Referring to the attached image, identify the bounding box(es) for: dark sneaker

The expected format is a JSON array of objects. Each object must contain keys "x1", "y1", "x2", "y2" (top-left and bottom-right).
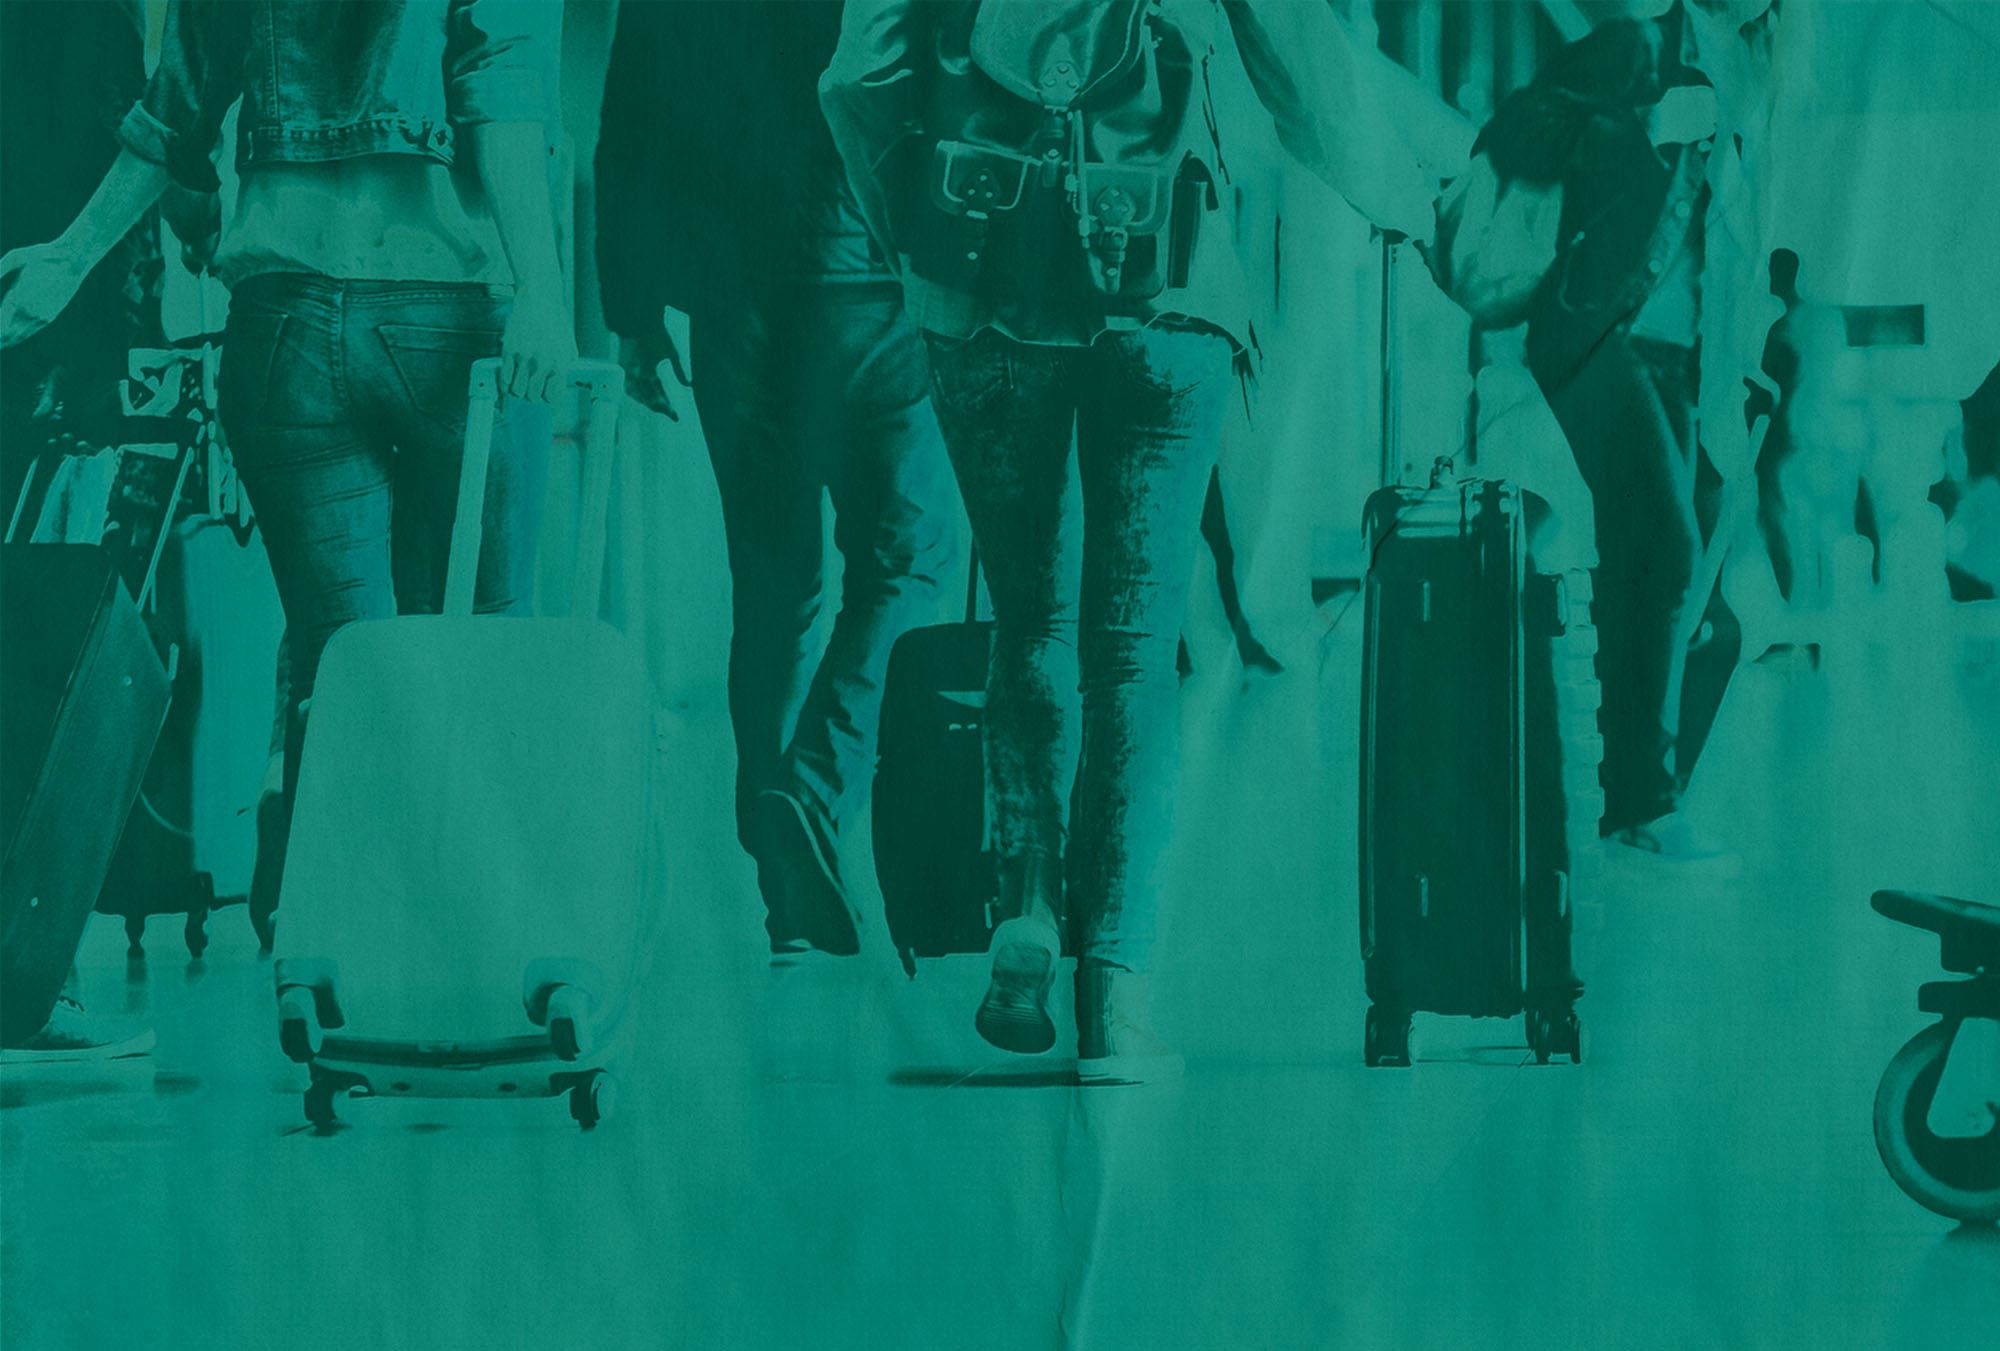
[
  {"x1": 753, "y1": 789, "x2": 860, "y2": 957},
  {"x1": 974, "y1": 914, "x2": 1062, "y2": 1054},
  {"x1": 1075, "y1": 964, "x2": 1183, "y2": 1086},
  {"x1": 0, "y1": 999, "x2": 155, "y2": 1063}
]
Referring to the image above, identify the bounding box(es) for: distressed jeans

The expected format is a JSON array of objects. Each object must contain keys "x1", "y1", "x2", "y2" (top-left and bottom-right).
[{"x1": 925, "y1": 324, "x2": 1235, "y2": 972}]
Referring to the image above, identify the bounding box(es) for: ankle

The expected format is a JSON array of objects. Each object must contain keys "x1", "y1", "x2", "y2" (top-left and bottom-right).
[{"x1": 997, "y1": 851, "x2": 1063, "y2": 930}]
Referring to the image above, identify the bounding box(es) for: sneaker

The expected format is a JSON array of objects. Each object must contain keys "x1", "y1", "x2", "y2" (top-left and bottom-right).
[
  {"x1": 974, "y1": 913, "x2": 1062, "y2": 1054},
  {"x1": 1610, "y1": 812, "x2": 1736, "y2": 868},
  {"x1": 1075, "y1": 964, "x2": 1184, "y2": 1086},
  {"x1": 0, "y1": 999, "x2": 155, "y2": 1064},
  {"x1": 752, "y1": 789, "x2": 860, "y2": 957}
]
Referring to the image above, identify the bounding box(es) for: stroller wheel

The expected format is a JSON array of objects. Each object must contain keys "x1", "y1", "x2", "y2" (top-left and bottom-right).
[{"x1": 1873, "y1": 1022, "x2": 2000, "y2": 1223}]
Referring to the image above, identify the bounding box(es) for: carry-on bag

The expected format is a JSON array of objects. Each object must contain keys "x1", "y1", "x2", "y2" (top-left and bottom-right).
[
  {"x1": 96, "y1": 512, "x2": 285, "y2": 958},
  {"x1": 873, "y1": 549, "x2": 1077, "y2": 977},
  {"x1": 1358, "y1": 237, "x2": 1601, "y2": 1067},
  {"x1": 272, "y1": 360, "x2": 662, "y2": 1129},
  {"x1": 1, "y1": 543, "x2": 171, "y2": 1042}
]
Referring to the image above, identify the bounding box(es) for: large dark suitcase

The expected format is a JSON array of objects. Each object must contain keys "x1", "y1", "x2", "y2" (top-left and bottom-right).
[
  {"x1": 1, "y1": 544, "x2": 171, "y2": 1042},
  {"x1": 872, "y1": 552, "x2": 1077, "y2": 977},
  {"x1": 1357, "y1": 238, "x2": 1601, "y2": 1067}
]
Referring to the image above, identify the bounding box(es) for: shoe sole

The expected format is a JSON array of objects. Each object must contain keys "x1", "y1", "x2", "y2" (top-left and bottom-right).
[
  {"x1": 974, "y1": 941, "x2": 1058, "y2": 1055},
  {"x1": 0, "y1": 1031, "x2": 157, "y2": 1064},
  {"x1": 758, "y1": 791, "x2": 860, "y2": 957}
]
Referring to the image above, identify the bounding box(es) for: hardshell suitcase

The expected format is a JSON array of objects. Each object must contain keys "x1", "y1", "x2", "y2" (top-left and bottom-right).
[
  {"x1": 1357, "y1": 238, "x2": 1601, "y2": 1067},
  {"x1": 271, "y1": 361, "x2": 661, "y2": 1129},
  {"x1": 1, "y1": 544, "x2": 171, "y2": 1042},
  {"x1": 873, "y1": 552, "x2": 1075, "y2": 977}
]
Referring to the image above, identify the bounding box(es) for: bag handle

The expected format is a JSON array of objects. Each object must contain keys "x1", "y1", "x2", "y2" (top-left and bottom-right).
[
  {"x1": 1379, "y1": 233, "x2": 1401, "y2": 489},
  {"x1": 443, "y1": 359, "x2": 624, "y2": 620}
]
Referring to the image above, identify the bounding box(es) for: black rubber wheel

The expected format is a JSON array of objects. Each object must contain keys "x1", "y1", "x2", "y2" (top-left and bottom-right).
[
  {"x1": 1364, "y1": 1006, "x2": 1384, "y2": 1067},
  {"x1": 1873, "y1": 1022, "x2": 2000, "y2": 1223},
  {"x1": 304, "y1": 1081, "x2": 338, "y2": 1128},
  {"x1": 124, "y1": 912, "x2": 146, "y2": 958},
  {"x1": 1566, "y1": 1013, "x2": 1586, "y2": 1065},
  {"x1": 1529, "y1": 1011, "x2": 1553, "y2": 1065},
  {"x1": 185, "y1": 907, "x2": 209, "y2": 959},
  {"x1": 570, "y1": 1071, "x2": 615, "y2": 1130}
]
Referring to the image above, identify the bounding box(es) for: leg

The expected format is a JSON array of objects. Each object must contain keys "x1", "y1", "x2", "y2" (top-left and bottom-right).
[
  {"x1": 690, "y1": 304, "x2": 832, "y2": 858},
  {"x1": 355, "y1": 286, "x2": 537, "y2": 622},
  {"x1": 218, "y1": 279, "x2": 399, "y2": 813},
  {"x1": 1542, "y1": 335, "x2": 1702, "y2": 835},
  {"x1": 786, "y1": 283, "x2": 958, "y2": 841},
  {"x1": 924, "y1": 330, "x2": 1080, "y2": 874},
  {"x1": 926, "y1": 329, "x2": 1077, "y2": 1053},
  {"x1": 1070, "y1": 325, "x2": 1235, "y2": 974}
]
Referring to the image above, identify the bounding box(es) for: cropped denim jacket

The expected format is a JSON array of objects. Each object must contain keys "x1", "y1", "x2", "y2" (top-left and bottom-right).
[{"x1": 117, "y1": 0, "x2": 553, "y2": 194}]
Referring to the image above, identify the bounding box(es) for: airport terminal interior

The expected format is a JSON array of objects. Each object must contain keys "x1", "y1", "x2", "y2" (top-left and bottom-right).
[{"x1": 4, "y1": 2, "x2": 1999, "y2": 1349}]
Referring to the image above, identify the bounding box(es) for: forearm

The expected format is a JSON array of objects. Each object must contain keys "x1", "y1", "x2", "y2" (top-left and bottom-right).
[
  {"x1": 54, "y1": 150, "x2": 172, "y2": 270},
  {"x1": 470, "y1": 120, "x2": 565, "y2": 300}
]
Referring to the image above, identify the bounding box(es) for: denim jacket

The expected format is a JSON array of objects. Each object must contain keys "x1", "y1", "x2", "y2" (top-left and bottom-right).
[{"x1": 118, "y1": 0, "x2": 554, "y2": 195}]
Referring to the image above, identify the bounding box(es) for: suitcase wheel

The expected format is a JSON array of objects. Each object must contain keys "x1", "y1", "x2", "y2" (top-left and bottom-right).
[
  {"x1": 566, "y1": 1069, "x2": 616, "y2": 1131},
  {"x1": 1528, "y1": 1008, "x2": 1585, "y2": 1065},
  {"x1": 303, "y1": 1078, "x2": 340, "y2": 1129},
  {"x1": 1364, "y1": 1006, "x2": 1416, "y2": 1068}
]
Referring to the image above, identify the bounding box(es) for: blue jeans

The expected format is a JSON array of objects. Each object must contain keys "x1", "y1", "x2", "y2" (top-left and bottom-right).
[
  {"x1": 691, "y1": 280, "x2": 958, "y2": 850},
  {"x1": 218, "y1": 274, "x2": 546, "y2": 802},
  {"x1": 925, "y1": 324, "x2": 1235, "y2": 972}
]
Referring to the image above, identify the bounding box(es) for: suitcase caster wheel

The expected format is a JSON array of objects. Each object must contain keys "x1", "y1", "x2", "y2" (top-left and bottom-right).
[
  {"x1": 1365, "y1": 1006, "x2": 1415, "y2": 1067},
  {"x1": 1873, "y1": 1022, "x2": 2000, "y2": 1223},
  {"x1": 1529, "y1": 1011, "x2": 1554, "y2": 1065},
  {"x1": 304, "y1": 1081, "x2": 338, "y2": 1128},
  {"x1": 185, "y1": 907, "x2": 210, "y2": 959},
  {"x1": 570, "y1": 1071, "x2": 615, "y2": 1131},
  {"x1": 124, "y1": 912, "x2": 146, "y2": 958},
  {"x1": 1565, "y1": 1013, "x2": 1586, "y2": 1064}
]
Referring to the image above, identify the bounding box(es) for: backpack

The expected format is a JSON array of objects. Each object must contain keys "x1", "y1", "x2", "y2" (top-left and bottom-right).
[{"x1": 897, "y1": 0, "x2": 1224, "y2": 310}]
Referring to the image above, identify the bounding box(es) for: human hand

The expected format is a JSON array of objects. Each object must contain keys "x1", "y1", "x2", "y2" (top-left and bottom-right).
[
  {"x1": 161, "y1": 185, "x2": 222, "y2": 274},
  {"x1": 500, "y1": 282, "x2": 578, "y2": 404},
  {"x1": 0, "y1": 243, "x2": 94, "y2": 349},
  {"x1": 619, "y1": 330, "x2": 692, "y2": 422}
]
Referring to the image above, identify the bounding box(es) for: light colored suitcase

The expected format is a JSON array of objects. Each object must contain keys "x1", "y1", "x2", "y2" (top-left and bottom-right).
[{"x1": 272, "y1": 360, "x2": 663, "y2": 1130}]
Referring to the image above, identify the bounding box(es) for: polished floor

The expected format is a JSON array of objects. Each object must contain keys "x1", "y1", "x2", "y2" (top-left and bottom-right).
[{"x1": 4, "y1": 578, "x2": 1997, "y2": 1351}]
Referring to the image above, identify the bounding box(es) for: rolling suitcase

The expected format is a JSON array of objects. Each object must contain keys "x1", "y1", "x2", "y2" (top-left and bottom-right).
[
  {"x1": 272, "y1": 360, "x2": 662, "y2": 1130},
  {"x1": 1, "y1": 543, "x2": 171, "y2": 1043},
  {"x1": 96, "y1": 513, "x2": 285, "y2": 958},
  {"x1": 1358, "y1": 238, "x2": 1601, "y2": 1067},
  {"x1": 872, "y1": 550, "x2": 1077, "y2": 978}
]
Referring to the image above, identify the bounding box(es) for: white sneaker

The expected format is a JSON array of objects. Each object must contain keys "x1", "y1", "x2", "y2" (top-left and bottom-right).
[{"x1": 1, "y1": 999, "x2": 155, "y2": 1064}]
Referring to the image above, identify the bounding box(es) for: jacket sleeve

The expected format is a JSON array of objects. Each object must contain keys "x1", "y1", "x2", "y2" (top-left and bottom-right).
[
  {"x1": 1473, "y1": 18, "x2": 1656, "y2": 184},
  {"x1": 817, "y1": 0, "x2": 928, "y2": 267},
  {"x1": 593, "y1": 0, "x2": 672, "y2": 338},
  {"x1": 115, "y1": 0, "x2": 250, "y2": 194},
  {"x1": 1222, "y1": 0, "x2": 1434, "y2": 240},
  {"x1": 445, "y1": 0, "x2": 555, "y2": 128}
]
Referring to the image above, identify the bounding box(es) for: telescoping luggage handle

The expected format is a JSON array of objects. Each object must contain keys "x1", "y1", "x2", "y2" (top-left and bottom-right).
[
  {"x1": 443, "y1": 358, "x2": 623, "y2": 621},
  {"x1": 1379, "y1": 232, "x2": 1401, "y2": 490}
]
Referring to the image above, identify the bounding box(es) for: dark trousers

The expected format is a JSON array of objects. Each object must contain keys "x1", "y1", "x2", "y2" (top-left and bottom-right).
[
  {"x1": 690, "y1": 280, "x2": 957, "y2": 852},
  {"x1": 1542, "y1": 332, "x2": 1726, "y2": 832}
]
